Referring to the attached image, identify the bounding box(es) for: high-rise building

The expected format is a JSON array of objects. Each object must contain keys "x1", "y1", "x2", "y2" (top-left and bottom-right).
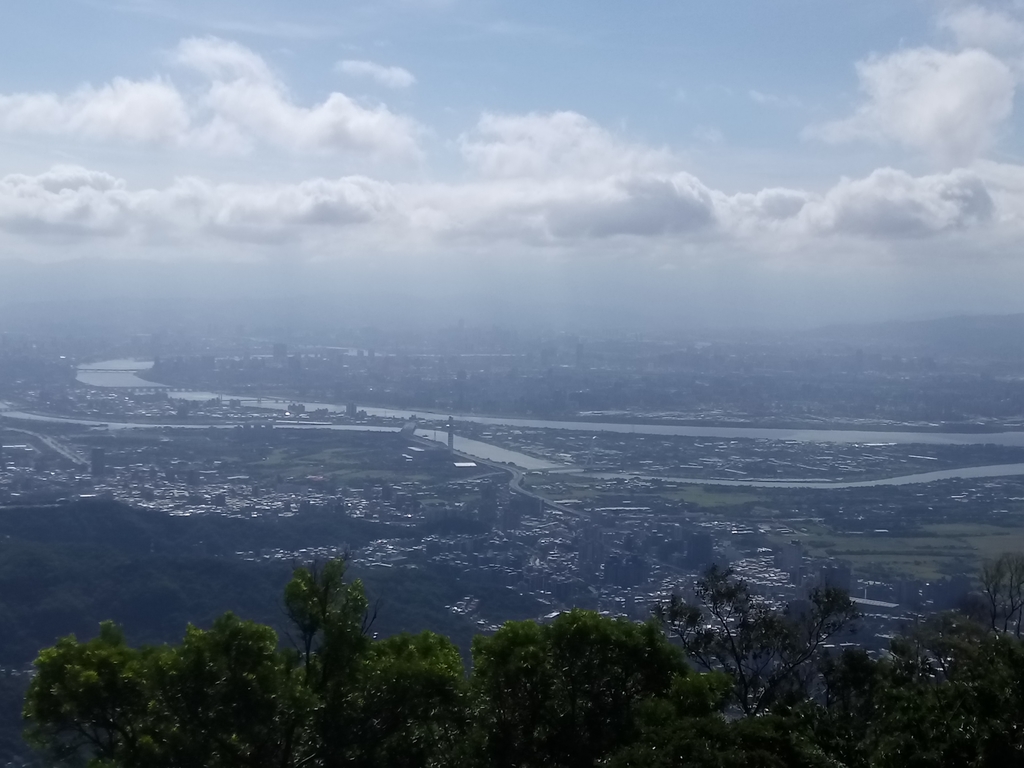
[
  {"x1": 446, "y1": 417, "x2": 455, "y2": 452},
  {"x1": 686, "y1": 531, "x2": 716, "y2": 568},
  {"x1": 775, "y1": 540, "x2": 805, "y2": 573},
  {"x1": 90, "y1": 447, "x2": 106, "y2": 478},
  {"x1": 603, "y1": 554, "x2": 649, "y2": 587},
  {"x1": 820, "y1": 563, "x2": 853, "y2": 593}
]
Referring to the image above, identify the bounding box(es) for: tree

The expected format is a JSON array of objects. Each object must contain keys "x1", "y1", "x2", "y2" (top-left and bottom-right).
[
  {"x1": 283, "y1": 557, "x2": 369, "y2": 689},
  {"x1": 24, "y1": 622, "x2": 160, "y2": 767},
  {"x1": 471, "y1": 609, "x2": 689, "y2": 768},
  {"x1": 802, "y1": 614, "x2": 1024, "y2": 768},
  {"x1": 154, "y1": 614, "x2": 310, "y2": 768},
  {"x1": 24, "y1": 616, "x2": 307, "y2": 768},
  {"x1": 657, "y1": 565, "x2": 857, "y2": 715},
  {"x1": 25, "y1": 559, "x2": 460, "y2": 768},
  {"x1": 608, "y1": 710, "x2": 837, "y2": 768},
  {"x1": 980, "y1": 552, "x2": 1024, "y2": 637},
  {"x1": 347, "y1": 632, "x2": 468, "y2": 768},
  {"x1": 28, "y1": 555, "x2": 1024, "y2": 768}
]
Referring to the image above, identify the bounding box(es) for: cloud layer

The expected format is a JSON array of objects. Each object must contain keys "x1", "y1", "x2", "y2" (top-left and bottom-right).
[
  {"x1": 0, "y1": 37, "x2": 420, "y2": 157},
  {"x1": 0, "y1": 23, "x2": 1022, "y2": 278},
  {"x1": 0, "y1": 110, "x2": 1007, "y2": 262}
]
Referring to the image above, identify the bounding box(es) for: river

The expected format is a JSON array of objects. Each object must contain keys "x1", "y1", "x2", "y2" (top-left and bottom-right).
[
  {"x1": 0, "y1": 407, "x2": 558, "y2": 471},
  {"x1": 72, "y1": 359, "x2": 1024, "y2": 447},
  {"x1": 580, "y1": 462, "x2": 1024, "y2": 489},
  {"x1": 23, "y1": 359, "x2": 1021, "y2": 485}
]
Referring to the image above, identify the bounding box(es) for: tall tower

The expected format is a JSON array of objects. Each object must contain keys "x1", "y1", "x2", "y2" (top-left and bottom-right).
[{"x1": 446, "y1": 417, "x2": 455, "y2": 452}]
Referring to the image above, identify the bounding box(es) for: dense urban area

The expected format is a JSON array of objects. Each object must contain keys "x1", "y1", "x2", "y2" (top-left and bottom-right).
[{"x1": 3, "y1": 316, "x2": 1024, "y2": 764}]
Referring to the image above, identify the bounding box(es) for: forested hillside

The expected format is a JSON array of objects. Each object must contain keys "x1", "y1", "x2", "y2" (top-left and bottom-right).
[
  {"x1": 0, "y1": 500, "x2": 541, "y2": 765},
  {"x1": 18, "y1": 558, "x2": 1024, "y2": 768}
]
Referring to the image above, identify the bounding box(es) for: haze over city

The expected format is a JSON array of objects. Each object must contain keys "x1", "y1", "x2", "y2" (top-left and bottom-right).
[
  {"x1": 9, "y1": 4, "x2": 1024, "y2": 766},
  {"x1": 2, "y1": 1, "x2": 1024, "y2": 327}
]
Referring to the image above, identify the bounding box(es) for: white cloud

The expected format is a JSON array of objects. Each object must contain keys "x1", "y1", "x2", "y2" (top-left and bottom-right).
[
  {"x1": 337, "y1": 60, "x2": 416, "y2": 88},
  {"x1": 413, "y1": 172, "x2": 717, "y2": 243},
  {"x1": 158, "y1": 175, "x2": 397, "y2": 242},
  {"x1": 0, "y1": 101, "x2": 1013, "y2": 264},
  {"x1": 459, "y1": 111, "x2": 674, "y2": 179},
  {"x1": 0, "y1": 165, "x2": 397, "y2": 242},
  {"x1": 716, "y1": 168, "x2": 994, "y2": 244},
  {"x1": 195, "y1": 76, "x2": 420, "y2": 156},
  {"x1": 0, "y1": 166, "x2": 134, "y2": 236},
  {"x1": 798, "y1": 167, "x2": 994, "y2": 237},
  {"x1": 0, "y1": 158, "x2": 1004, "y2": 256},
  {"x1": 545, "y1": 175, "x2": 716, "y2": 238},
  {"x1": 720, "y1": 188, "x2": 811, "y2": 238},
  {"x1": 176, "y1": 37, "x2": 421, "y2": 156},
  {"x1": 0, "y1": 37, "x2": 420, "y2": 158},
  {"x1": 0, "y1": 78, "x2": 189, "y2": 144},
  {"x1": 174, "y1": 36, "x2": 277, "y2": 83},
  {"x1": 939, "y1": 5, "x2": 1024, "y2": 52},
  {"x1": 749, "y1": 90, "x2": 802, "y2": 108},
  {"x1": 807, "y1": 47, "x2": 1015, "y2": 164}
]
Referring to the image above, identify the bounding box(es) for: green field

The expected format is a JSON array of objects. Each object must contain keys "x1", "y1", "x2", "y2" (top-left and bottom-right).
[
  {"x1": 546, "y1": 476, "x2": 765, "y2": 509},
  {"x1": 252, "y1": 435, "x2": 495, "y2": 487},
  {"x1": 666, "y1": 486, "x2": 766, "y2": 508},
  {"x1": 782, "y1": 523, "x2": 1024, "y2": 580},
  {"x1": 260, "y1": 447, "x2": 437, "y2": 484}
]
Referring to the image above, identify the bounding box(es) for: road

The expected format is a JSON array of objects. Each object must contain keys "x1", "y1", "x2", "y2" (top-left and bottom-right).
[
  {"x1": 3, "y1": 427, "x2": 89, "y2": 467},
  {"x1": 409, "y1": 434, "x2": 581, "y2": 519},
  {"x1": 506, "y1": 466, "x2": 581, "y2": 517}
]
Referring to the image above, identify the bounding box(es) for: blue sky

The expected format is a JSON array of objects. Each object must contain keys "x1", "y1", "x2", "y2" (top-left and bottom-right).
[{"x1": 1, "y1": 0, "x2": 1024, "y2": 326}]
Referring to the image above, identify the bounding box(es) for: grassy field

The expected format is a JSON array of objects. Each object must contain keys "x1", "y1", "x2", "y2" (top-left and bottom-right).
[
  {"x1": 779, "y1": 523, "x2": 1024, "y2": 580},
  {"x1": 260, "y1": 447, "x2": 439, "y2": 484},
  {"x1": 252, "y1": 435, "x2": 494, "y2": 486},
  {"x1": 923, "y1": 524, "x2": 1024, "y2": 561},
  {"x1": 668, "y1": 487, "x2": 766, "y2": 508},
  {"x1": 542, "y1": 478, "x2": 764, "y2": 509}
]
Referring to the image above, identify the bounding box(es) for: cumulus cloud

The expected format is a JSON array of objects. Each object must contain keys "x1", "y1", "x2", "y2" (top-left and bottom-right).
[
  {"x1": 0, "y1": 78, "x2": 189, "y2": 144},
  {"x1": 168, "y1": 175, "x2": 397, "y2": 240},
  {"x1": 939, "y1": 4, "x2": 1024, "y2": 52},
  {"x1": 807, "y1": 47, "x2": 1015, "y2": 164},
  {"x1": 337, "y1": 60, "x2": 416, "y2": 88},
  {"x1": 545, "y1": 175, "x2": 716, "y2": 238},
  {"x1": 411, "y1": 172, "x2": 718, "y2": 243},
  {"x1": 459, "y1": 111, "x2": 674, "y2": 178},
  {"x1": 0, "y1": 166, "x2": 133, "y2": 236},
  {"x1": 716, "y1": 168, "x2": 994, "y2": 243},
  {"x1": 0, "y1": 99, "x2": 1011, "y2": 260},
  {"x1": 176, "y1": 37, "x2": 421, "y2": 156},
  {"x1": 0, "y1": 166, "x2": 396, "y2": 242},
  {"x1": 0, "y1": 157, "x2": 1004, "y2": 255},
  {"x1": 799, "y1": 168, "x2": 994, "y2": 237},
  {"x1": 0, "y1": 37, "x2": 420, "y2": 158},
  {"x1": 720, "y1": 188, "x2": 811, "y2": 237}
]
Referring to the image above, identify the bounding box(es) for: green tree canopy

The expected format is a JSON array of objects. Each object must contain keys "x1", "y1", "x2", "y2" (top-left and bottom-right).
[{"x1": 23, "y1": 559, "x2": 1024, "y2": 768}]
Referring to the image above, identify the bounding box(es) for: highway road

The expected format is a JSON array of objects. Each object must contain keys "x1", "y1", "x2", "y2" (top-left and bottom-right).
[{"x1": 3, "y1": 427, "x2": 89, "y2": 467}]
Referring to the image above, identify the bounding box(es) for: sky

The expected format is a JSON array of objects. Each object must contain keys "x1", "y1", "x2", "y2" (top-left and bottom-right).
[{"x1": 2, "y1": 0, "x2": 1024, "y2": 329}]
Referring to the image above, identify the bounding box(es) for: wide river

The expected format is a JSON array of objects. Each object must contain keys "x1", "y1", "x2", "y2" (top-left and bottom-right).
[
  {"x1": 72, "y1": 360, "x2": 1024, "y2": 447},
  {"x1": 5, "y1": 359, "x2": 1015, "y2": 486}
]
